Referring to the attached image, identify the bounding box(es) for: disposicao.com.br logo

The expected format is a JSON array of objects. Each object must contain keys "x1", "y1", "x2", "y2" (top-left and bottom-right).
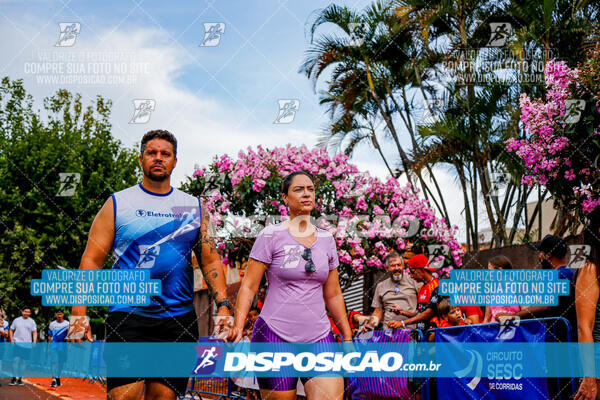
[{"x1": 223, "y1": 349, "x2": 441, "y2": 375}]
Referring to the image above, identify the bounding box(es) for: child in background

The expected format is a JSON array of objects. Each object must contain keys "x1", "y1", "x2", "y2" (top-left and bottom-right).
[
  {"x1": 483, "y1": 256, "x2": 521, "y2": 323},
  {"x1": 243, "y1": 307, "x2": 261, "y2": 339},
  {"x1": 428, "y1": 298, "x2": 466, "y2": 341}
]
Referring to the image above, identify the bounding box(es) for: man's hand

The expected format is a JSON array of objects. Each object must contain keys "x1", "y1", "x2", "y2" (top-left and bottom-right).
[
  {"x1": 575, "y1": 377, "x2": 598, "y2": 400},
  {"x1": 391, "y1": 305, "x2": 404, "y2": 314},
  {"x1": 357, "y1": 315, "x2": 378, "y2": 333},
  {"x1": 386, "y1": 320, "x2": 403, "y2": 329},
  {"x1": 212, "y1": 308, "x2": 234, "y2": 342}
]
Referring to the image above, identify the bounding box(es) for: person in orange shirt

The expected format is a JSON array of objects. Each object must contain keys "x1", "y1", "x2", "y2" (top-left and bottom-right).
[
  {"x1": 428, "y1": 298, "x2": 466, "y2": 341},
  {"x1": 387, "y1": 254, "x2": 441, "y2": 333}
]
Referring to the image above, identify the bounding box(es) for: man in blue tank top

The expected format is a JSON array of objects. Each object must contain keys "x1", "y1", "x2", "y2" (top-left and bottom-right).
[{"x1": 70, "y1": 130, "x2": 232, "y2": 400}]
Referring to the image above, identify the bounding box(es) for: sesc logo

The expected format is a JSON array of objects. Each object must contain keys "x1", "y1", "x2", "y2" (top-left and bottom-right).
[
  {"x1": 192, "y1": 345, "x2": 223, "y2": 375},
  {"x1": 454, "y1": 349, "x2": 483, "y2": 390}
]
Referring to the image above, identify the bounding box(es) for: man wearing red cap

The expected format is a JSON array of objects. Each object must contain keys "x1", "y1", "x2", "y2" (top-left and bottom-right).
[{"x1": 387, "y1": 254, "x2": 441, "y2": 333}]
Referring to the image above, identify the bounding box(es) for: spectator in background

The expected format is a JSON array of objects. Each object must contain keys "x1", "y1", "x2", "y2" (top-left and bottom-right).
[
  {"x1": 9, "y1": 306, "x2": 37, "y2": 386},
  {"x1": 365, "y1": 252, "x2": 421, "y2": 330},
  {"x1": 387, "y1": 254, "x2": 441, "y2": 333},
  {"x1": 256, "y1": 286, "x2": 267, "y2": 310},
  {"x1": 243, "y1": 307, "x2": 261, "y2": 339},
  {"x1": 347, "y1": 310, "x2": 365, "y2": 336},
  {"x1": 484, "y1": 256, "x2": 520, "y2": 323},
  {"x1": 428, "y1": 298, "x2": 466, "y2": 341},
  {"x1": 0, "y1": 311, "x2": 8, "y2": 386},
  {"x1": 48, "y1": 310, "x2": 69, "y2": 388},
  {"x1": 329, "y1": 308, "x2": 365, "y2": 339},
  {"x1": 0, "y1": 312, "x2": 8, "y2": 341},
  {"x1": 497, "y1": 235, "x2": 576, "y2": 333},
  {"x1": 460, "y1": 305, "x2": 483, "y2": 324},
  {"x1": 497, "y1": 235, "x2": 576, "y2": 400}
]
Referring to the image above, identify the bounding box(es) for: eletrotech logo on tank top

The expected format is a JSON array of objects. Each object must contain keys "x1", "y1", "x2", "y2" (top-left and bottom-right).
[{"x1": 135, "y1": 209, "x2": 186, "y2": 218}]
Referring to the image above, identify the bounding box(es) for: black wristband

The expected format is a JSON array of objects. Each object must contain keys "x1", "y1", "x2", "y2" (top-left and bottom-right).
[{"x1": 216, "y1": 300, "x2": 231, "y2": 311}]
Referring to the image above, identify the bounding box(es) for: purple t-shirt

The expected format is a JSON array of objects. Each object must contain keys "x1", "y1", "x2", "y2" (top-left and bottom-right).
[{"x1": 249, "y1": 223, "x2": 339, "y2": 342}]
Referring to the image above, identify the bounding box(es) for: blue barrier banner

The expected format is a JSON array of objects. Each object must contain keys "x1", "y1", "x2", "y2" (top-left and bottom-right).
[
  {"x1": 440, "y1": 269, "x2": 570, "y2": 306},
  {"x1": 30, "y1": 269, "x2": 161, "y2": 306},
  {"x1": 0, "y1": 340, "x2": 599, "y2": 379},
  {"x1": 436, "y1": 321, "x2": 550, "y2": 399}
]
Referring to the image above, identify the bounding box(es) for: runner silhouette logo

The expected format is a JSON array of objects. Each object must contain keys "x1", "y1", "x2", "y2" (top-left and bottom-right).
[{"x1": 192, "y1": 345, "x2": 223, "y2": 375}]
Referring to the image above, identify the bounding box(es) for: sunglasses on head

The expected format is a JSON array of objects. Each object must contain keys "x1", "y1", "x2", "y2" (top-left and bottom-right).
[{"x1": 302, "y1": 248, "x2": 316, "y2": 273}]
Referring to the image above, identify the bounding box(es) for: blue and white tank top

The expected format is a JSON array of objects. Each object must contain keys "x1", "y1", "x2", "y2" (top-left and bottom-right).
[
  {"x1": 48, "y1": 320, "x2": 69, "y2": 342},
  {"x1": 110, "y1": 184, "x2": 201, "y2": 318}
]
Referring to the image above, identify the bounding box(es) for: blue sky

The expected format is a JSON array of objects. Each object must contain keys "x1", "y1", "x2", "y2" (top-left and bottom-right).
[{"x1": 1, "y1": 0, "x2": 467, "y2": 236}]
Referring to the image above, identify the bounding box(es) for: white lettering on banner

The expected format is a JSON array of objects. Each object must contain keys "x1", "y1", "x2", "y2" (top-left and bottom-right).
[
  {"x1": 223, "y1": 352, "x2": 413, "y2": 373},
  {"x1": 314, "y1": 352, "x2": 335, "y2": 372}
]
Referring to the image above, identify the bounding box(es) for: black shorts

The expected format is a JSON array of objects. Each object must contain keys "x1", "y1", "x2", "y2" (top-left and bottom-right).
[{"x1": 104, "y1": 311, "x2": 199, "y2": 396}]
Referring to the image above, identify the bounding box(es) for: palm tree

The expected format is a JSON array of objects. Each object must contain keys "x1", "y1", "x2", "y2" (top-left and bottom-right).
[{"x1": 300, "y1": 2, "x2": 452, "y2": 224}]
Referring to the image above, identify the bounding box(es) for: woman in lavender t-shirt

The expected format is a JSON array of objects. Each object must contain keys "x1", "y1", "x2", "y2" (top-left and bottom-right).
[{"x1": 233, "y1": 171, "x2": 352, "y2": 400}]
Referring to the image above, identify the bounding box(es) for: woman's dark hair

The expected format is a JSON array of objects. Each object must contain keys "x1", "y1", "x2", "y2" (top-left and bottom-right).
[
  {"x1": 281, "y1": 171, "x2": 315, "y2": 194},
  {"x1": 583, "y1": 207, "x2": 600, "y2": 280},
  {"x1": 140, "y1": 130, "x2": 177, "y2": 157},
  {"x1": 488, "y1": 255, "x2": 513, "y2": 270}
]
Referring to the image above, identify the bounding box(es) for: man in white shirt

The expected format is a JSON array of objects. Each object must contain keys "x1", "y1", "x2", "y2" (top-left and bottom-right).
[{"x1": 9, "y1": 306, "x2": 37, "y2": 386}]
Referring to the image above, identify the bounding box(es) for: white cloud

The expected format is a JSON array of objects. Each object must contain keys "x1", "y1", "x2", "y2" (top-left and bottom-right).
[
  {"x1": 1, "y1": 15, "x2": 470, "y2": 240},
  {"x1": 2, "y1": 21, "x2": 321, "y2": 185}
]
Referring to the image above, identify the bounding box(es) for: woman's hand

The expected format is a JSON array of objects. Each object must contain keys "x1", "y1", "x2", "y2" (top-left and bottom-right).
[
  {"x1": 575, "y1": 377, "x2": 597, "y2": 400},
  {"x1": 229, "y1": 324, "x2": 245, "y2": 343}
]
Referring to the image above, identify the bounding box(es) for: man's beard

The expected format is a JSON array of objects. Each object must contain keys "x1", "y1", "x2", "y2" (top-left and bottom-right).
[
  {"x1": 143, "y1": 165, "x2": 171, "y2": 181},
  {"x1": 391, "y1": 273, "x2": 403, "y2": 282}
]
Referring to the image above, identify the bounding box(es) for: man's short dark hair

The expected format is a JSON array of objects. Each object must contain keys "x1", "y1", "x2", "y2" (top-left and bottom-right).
[
  {"x1": 55, "y1": 309, "x2": 64, "y2": 314},
  {"x1": 21, "y1": 306, "x2": 31, "y2": 311},
  {"x1": 140, "y1": 130, "x2": 177, "y2": 157},
  {"x1": 249, "y1": 307, "x2": 261, "y2": 314}
]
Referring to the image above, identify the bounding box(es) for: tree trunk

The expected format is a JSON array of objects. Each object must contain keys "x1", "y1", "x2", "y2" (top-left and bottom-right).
[{"x1": 364, "y1": 59, "x2": 414, "y2": 187}]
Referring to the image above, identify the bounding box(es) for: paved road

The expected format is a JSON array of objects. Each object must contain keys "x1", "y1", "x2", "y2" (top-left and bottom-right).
[{"x1": 0, "y1": 377, "x2": 58, "y2": 400}]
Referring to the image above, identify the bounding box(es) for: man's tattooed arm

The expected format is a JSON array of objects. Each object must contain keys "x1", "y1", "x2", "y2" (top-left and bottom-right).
[{"x1": 193, "y1": 201, "x2": 229, "y2": 306}]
